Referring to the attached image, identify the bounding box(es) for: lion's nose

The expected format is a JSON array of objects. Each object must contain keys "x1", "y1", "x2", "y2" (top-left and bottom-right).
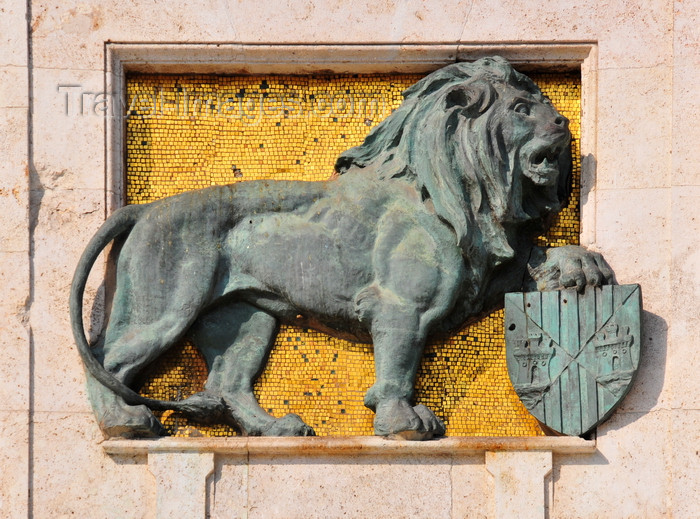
[{"x1": 553, "y1": 115, "x2": 568, "y2": 128}]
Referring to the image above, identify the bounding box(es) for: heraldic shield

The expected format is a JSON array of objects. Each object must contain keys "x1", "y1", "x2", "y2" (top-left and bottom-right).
[{"x1": 505, "y1": 284, "x2": 642, "y2": 436}]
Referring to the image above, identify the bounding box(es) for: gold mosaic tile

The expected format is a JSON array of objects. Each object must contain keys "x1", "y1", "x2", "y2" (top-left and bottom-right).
[{"x1": 127, "y1": 71, "x2": 581, "y2": 437}]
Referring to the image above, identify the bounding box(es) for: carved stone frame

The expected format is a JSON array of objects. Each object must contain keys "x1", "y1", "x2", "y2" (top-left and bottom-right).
[{"x1": 102, "y1": 43, "x2": 599, "y2": 519}]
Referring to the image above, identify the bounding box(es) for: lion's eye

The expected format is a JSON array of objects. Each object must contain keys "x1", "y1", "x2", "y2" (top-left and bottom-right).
[{"x1": 514, "y1": 103, "x2": 531, "y2": 115}]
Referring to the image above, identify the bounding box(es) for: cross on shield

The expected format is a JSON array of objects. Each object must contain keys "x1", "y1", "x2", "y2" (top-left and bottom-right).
[{"x1": 504, "y1": 284, "x2": 642, "y2": 436}]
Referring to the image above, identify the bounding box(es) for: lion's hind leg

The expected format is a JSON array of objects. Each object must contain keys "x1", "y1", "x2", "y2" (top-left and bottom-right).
[
  {"x1": 90, "y1": 310, "x2": 209, "y2": 437},
  {"x1": 190, "y1": 302, "x2": 315, "y2": 437},
  {"x1": 89, "y1": 255, "x2": 217, "y2": 438}
]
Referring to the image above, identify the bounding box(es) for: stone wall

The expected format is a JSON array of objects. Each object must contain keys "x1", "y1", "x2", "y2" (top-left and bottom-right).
[{"x1": 0, "y1": 1, "x2": 698, "y2": 517}]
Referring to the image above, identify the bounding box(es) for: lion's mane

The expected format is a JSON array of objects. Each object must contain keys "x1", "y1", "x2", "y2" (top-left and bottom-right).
[{"x1": 335, "y1": 57, "x2": 571, "y2": 279}]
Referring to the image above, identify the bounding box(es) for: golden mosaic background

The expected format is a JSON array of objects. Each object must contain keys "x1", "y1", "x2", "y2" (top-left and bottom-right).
[{"x1": 126, "y1": 71, "x2": 581, "y2": 437}]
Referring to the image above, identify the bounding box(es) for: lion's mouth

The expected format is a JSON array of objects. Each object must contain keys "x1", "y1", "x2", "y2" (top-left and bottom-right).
[{"x1": 526, "y1": 143, "x2": 567, "y2": 186}]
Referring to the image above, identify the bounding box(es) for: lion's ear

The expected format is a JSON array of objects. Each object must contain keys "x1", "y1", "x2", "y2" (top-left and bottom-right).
[{"x1": 445, "y1": 81, "x2": 494, "y2": 117}]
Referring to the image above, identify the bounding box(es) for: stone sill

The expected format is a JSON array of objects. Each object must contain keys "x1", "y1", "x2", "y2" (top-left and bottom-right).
[
  {"x1": 103, "y1": 435, "x2": 596, "y2": 457},
  {"x1": 104, "y1": 436, "x2": 595, "y2": 517}
]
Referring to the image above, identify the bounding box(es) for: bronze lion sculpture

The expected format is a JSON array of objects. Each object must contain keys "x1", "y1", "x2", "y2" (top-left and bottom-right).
[{"x1": 71, "y1": 57, "x2": 613, "y2": 439}]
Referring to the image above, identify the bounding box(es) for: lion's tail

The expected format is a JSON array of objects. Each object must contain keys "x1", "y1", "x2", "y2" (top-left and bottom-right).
[{"x1": 69, "y1": 205, "x2": 204, "y2": 414}]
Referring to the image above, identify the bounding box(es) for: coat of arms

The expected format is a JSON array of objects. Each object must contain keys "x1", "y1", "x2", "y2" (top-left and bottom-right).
[{"x1": 505, "y1": 284, "x2": 642, "y2": 436}]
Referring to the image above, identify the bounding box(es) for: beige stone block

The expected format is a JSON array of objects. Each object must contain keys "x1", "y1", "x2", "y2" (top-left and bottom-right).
[
  {"x1": 674, "y1": 0, "x2": 700, "y2": 64},
  {"x1": 0, "y1": 66, "x2": 28, "y2": 109},
  {"x1": 30, "y1": 0, "x2": 474, "y2": 70},
  {"x1": 552, "y1": 410, "x2": 670, "y2": 518},
  {"x1": 464, "y1": 0, "x2": 593, "y2": 42},
  {"x1": 593, "y1": 188, "x2": 670, "y2": 300},
  {"x1": 229, "y1": 0, "x2": 473, "y2": 44},
  {"x1": 594, "y1": 189, "x2": 671, "y2": 412},
  {"x1": 672, "y1": 65, "x2": 700, "y2": 186},
  {"x1": 210, "y1": 455, "x2": 249, "y2": 519},
  {"x1": 450, "y1": 456, "x2": 493, "y2": 519},
  {"x1": 670, "y1": 410, "x2": 700, "y2": 519},
  {"x1": 0, "y1": 2, "x2": 27, "y2": 67},
  {"x1": 29, "y1": 0, "x2": 674, "y2": 70},
  {"x1": 464, "y1": 0, "x2": 671, "y2": 68},
  {"x1": 31, "y1": 328, "x2": 91, "y2": 414},
  {"x1": 594, "y1": 188, "x2": 670, "y2": 299},
  {"x1": 31, "y1": 411, "x2": 154, "y2": 518},
  {"x1": 0, "y1": 190, "x2": 28, "y2": 254},
  {"x1": 486, "y1": 451, "x2": 552, "y2": 519},
  {"x1": 30, "y1": 2, "x2": 105, "y2": 70},
  {"x1": 0, "y1": 107, "x2": 29, "y2": 254},
  {"x1": 0, "y1": 251, "x2": 29, "y2": 311},
  {"x1": 0, "y1": 107, "x2": 28, "y2": 175},
  {"x1": 31, "y1": 0, "x2": 234, "y2": 69},
  {"x1": 616, "y1": 310, "x2": 670, "y2": 415},
  {"x1": 33, "y1": 0, "x2": 672, "y2": 70},
  {"x1": 149, "y1": 451, "x2": 214, "y2": 519},
  {"x1": 0, "y1": 241, "x2": 29, "y2": 418},
  {"x1": 30, "y1": 187, "x2": 105, "y2": 334},
  {"x1": 246, "y1": 454, "x2": 453, "y2": 518},
  {"x1": 595, "y1": 67, "x2": 673, "y2": 190},
  {"x1": 667, "y1": 332, "x2": 700, "y2": 410},
  {"x1": 669, "y1": 187, "x2": 700, "y2": 316},
  {"x1": 29, "y1": 188, "x2": 105, "y2": 413},
  {"x1": 596, "y1": 0, "x2": 673, "y2": 69},
  {"x1": 668, "y1": 187, "x2": 700, "y2": 408},
  {"x1": 0, "y1": 411, "x2": 29, "y2": 519},
  {"x1": 0, "y1": 266, "x2": 30, "y2": 410},
  {"x1": 31, "y1": 69, "x2": 105, "y2": 191}
]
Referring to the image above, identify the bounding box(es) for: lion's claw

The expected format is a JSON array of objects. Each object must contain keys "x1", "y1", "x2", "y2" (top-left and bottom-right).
[
  {"x1": 374, "y1": 400, "x2": 445, "y2": 440},
  {"x1": 413, "y1": 404, "x2": 446, "y2": 437},
  {"x1": 531, "y1": 245, "x2": 615, "y2": 292}
]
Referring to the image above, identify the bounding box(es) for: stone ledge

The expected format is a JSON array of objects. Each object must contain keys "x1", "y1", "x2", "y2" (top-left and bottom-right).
[
  {"x1": 106, "y1": 42, "x2": 594, "y2": 75},
  {"x1": 103, "y1": 435, "x2": 596, "y2": 457}
]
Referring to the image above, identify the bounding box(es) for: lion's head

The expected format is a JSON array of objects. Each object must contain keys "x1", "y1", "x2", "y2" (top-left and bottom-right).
[{"x1": 335, "y1": 56, "x2": 572, "y2": 269}]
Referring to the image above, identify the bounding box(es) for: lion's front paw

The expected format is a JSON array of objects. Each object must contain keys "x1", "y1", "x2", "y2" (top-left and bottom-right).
[
  {"x1": 530, "y1": 245, "x2": 615, "y2": 292},
  {"x1": 374, "y1": 399, "x2": 445, "y2": 441}
]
